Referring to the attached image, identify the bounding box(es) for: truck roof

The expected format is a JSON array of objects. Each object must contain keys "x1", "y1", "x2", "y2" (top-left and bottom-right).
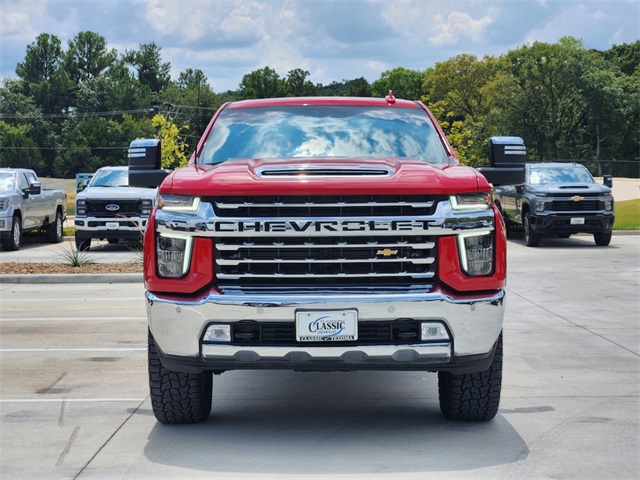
[{"x1": 227, "y1": 96, "x2": 419, "y2": 110}]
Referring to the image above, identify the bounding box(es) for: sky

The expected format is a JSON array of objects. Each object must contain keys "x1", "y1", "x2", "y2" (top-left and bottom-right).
[{"x1": 1, "y1": 0, "x2": 638, "y2": 93}]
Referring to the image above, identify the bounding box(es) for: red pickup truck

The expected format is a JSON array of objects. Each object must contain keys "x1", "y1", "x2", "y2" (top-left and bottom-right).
[{"x1": 130, "y1": 95, "x2": 523, "y2": 424}]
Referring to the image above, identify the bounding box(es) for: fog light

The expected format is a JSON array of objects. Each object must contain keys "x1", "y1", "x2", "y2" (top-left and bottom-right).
[
  {"x1": 204, "y1": 325, "x2": 231, "y2": 342},
  {"x1": 421, "y1": 323, "x2": 450, "y2": 341},
  {"x1": 157, "y1": 234, "x2": 193, "y2": 277},
  {"x1": 458, "y1": 231, "x2": 493, "y2": 276}
]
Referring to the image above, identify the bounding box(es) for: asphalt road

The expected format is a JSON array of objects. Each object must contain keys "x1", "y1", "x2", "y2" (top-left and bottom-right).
[{"x1": 0, "y1": 234, "x2": 638, "y2": 479}]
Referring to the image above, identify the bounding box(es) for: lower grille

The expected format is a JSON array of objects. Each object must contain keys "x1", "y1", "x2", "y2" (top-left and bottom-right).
[
  {"x1": 214, "y1": 235, "x2": 437, "y2": 288},
  {"x1": 551, "y1": 200, "x2": 603, "y2": 211},
  {"x1": 209, "y1": 321, "x2": 424, "y2": 346}
]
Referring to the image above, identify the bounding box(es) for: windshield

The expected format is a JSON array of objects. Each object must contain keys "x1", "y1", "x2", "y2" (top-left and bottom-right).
[
  {"x1": 89, "y1": 169, "x2": 129, "y2": 187},
  {"x1": 528, "y1": 165, "x2": 595, "y2": 185},
  {"x1": 0, "y1": 173, "x2": 16, "y2": 191},
  {"x1": 198, "y1": 105, "x2": 450, "y2": 165}
]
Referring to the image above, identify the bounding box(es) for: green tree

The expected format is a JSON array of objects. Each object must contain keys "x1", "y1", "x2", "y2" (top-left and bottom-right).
[
  {"x1": 285, "y1": 69, "x2": 317, "y2": 96},
  {"x1": 0, "y1": 122, "x2": 45, "y2": 171},
  {"x1": 64, "y1": 31, "x2": 116, "y2": 83},
  {"x1": 239, "y1": 67, "x2": 286, "y2": 99},
  {"x1": 151, "y1": 114, "x2": 189, "y2": 169},
  {"x1": 124, "y1": 43, "x2": 171, "y2": 93},
  {"x1": 15, "y1": 33, "x2": 74, "y2": 114},
  {"x1": 371, "y1": 67, "x2": 424, "y2": 100}
]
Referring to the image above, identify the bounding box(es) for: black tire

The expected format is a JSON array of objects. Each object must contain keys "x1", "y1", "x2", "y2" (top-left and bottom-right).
[
  {"x1": 1, "y1": 215, "x2": 22, "y2": 251},
  {"x1": 523, "y1": 213, "x2": 541, "y2": 247},
  {"x1": 75, "y1": 236, "x2": 91, "y2": 251},
  {"x1": 148, "y1": 330, "x2": 212, "y2": 424},
  {"x1": 594, "y1": 231, "x2": 612, "y2": 246},
  {"x1": 438, "y1": 333, "x2": 502, "y2": 422},
  {"x1": 107, "y1": 238, "x2": 120, "y2": 244},
  {"x1": 46, "y1": 210, "x2": 63, "y2": 243}
]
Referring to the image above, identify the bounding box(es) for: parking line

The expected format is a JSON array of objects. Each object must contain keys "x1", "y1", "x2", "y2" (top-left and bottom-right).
[
  {"x1": 0, "y1": 317, "x2": 146, "y2": 322},
  {"x1": 0, "y1": 398, "x2": 146, "y2": 403}
]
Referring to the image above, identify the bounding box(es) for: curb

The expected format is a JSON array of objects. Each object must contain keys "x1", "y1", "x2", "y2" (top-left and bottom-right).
[{"x1": 0, "y1": 273, "x2": 143, "y2": 284}]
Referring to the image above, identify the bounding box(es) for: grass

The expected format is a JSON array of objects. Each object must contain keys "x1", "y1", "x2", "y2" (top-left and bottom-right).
[{"x1": 614, "y1": 198, "x2": 640, "y2": 230}]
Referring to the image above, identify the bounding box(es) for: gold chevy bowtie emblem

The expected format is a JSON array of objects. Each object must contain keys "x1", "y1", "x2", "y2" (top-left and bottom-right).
[
  {"x1": 377, "y1": 249, "x2": 398, "y2": 257},
  {"x1": 571, "y1": 196, "x2": 583, "y2": 202}
]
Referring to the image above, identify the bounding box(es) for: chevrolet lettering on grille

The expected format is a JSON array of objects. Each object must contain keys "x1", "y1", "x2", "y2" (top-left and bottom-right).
[{"x1": 208, "y1": 219, "x2": 437, "y2": 235}]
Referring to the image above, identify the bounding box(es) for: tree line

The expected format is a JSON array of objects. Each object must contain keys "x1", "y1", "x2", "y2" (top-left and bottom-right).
[{"x1": 0, "y1": 31, "x2": 637, "y2": 178}]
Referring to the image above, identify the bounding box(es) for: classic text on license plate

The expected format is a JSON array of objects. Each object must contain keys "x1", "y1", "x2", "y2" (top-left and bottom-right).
[{"x1": 296, "y1": 309, "x2": 358, "y2": 342}]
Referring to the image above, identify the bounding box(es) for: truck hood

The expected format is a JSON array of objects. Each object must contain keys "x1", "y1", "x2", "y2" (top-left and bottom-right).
[
  {"x1": 528, "y1": 183, "x2": 612, "y2": 196},
  {"x1": 164, "y1": 158, "x2": 487, "y2": 196},
  {"x1": 78, "y1": 186, "x2": 158, "y2": 201}
]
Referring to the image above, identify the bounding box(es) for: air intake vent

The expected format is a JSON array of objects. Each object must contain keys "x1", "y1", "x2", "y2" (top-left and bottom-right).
[{"x1": 257, "y1": 166, "x2": 392, "y2": 177}]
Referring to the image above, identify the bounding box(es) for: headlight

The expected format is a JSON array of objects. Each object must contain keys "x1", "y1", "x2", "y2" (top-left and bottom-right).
[
  {"x1": 0, "y1": 198, "x2": 8, "y2": 211},
  {"x1": 536, "y1": 201, "x2": 546, "y2": 212},
  {"x1": 450, "y1": 192, "x2": 492, "y2": 211},
  {"x1": 604, "y1": 198, "x2": 613, "y2": 211},
  {"x1": 76, "y1": 198, "x2": 87, "y2": 216},
  {"x1": 457, "y1": 231, "x2": 494, "y2": 276},
  {"x1": 156, "y1": 234, "x2": 193, "y2": 278},
  {"x1": 157, "y1": 194, "x2": 200, "y2": 214}
]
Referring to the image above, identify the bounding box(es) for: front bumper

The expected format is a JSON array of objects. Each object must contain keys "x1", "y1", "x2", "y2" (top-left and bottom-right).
[
  {"x1": 147, "y1": 287, "x2": 505, "y2": 374},
  {"x1": 75, "y1": 216, "x2": 147, "y2": 240},
  {"x1": 529, "y1": 213, "x2": 614, "y2": 234}
]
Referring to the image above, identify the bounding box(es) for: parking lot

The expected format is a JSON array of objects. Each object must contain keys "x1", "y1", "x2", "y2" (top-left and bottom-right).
[{"x1": 0, "y1": 233, "x2": 638, "y2": 479}]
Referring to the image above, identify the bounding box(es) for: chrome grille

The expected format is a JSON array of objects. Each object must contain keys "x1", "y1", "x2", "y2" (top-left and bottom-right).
[
  {"x1": 208, "y1": 195, "x2": 440, "y2": 218},
  {"x1": 211, "y1": 196, "x2": 441, "y2": 289}
]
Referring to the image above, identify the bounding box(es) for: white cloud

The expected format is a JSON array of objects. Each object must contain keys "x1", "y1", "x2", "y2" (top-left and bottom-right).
[{"x1": 428, "y1": 11, "x2": 494, "y2": 46}]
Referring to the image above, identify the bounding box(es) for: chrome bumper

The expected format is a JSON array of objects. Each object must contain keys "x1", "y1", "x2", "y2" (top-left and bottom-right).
[{"x1": 146, "y1": 288, "x2": 505, "y2": 371}]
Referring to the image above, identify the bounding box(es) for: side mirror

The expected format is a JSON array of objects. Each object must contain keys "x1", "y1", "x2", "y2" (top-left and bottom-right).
[
  {"x1": 26, "y1": 181, "x2": 42, "y2": 196},
  {"x1": 476, "y1": 136, "x2": 526, "y2": 186},
  {"x1": 603, "y1": 175, "x2": 613, "y2": 188},
  {"x1": 516, "y1": 185, "x2": 524, "y2": 194},
  {"x1": 128, "y1": 139, "x2": 170, "y2": 188}
]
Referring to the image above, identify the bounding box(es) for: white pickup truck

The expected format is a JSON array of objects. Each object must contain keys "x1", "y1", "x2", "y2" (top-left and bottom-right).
[
  {"x1": 74, "y1": 166, "x2": 156, "y2": 250},
  {"x1": 0, "y1": 168, "x2": 67, "y2": 251}
]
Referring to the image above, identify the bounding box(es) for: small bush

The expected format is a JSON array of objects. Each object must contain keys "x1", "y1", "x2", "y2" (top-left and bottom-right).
[{"x1": 57, "y1": 243, "x2": 96, "y2": 267}]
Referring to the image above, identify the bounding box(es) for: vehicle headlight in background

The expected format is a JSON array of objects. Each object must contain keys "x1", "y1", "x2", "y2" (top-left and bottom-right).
[
  {"x1": 457, "y1": 231, "x2": 494, "y2": 276},
  {"x1": 76, "y1": 198, "x2": 87, "y2": 216},
  {"x1": 0, "y1": 198, "x2": 8, "y2": 211},
  {"x1": 536, "y1": 201, "x2": 546, "y2": 212},
  {"x1": 604, "y1": 198, "x2": 613, "y2": 211},
  {"x1": 140, "y1": 198, "x2": 153, "y2": 215},
  {"x1": 157, "y1": 194, "x2": 200, "y2": 214},
  {"x1": 450, "y1": 192, "x2": 492, "y2": 211},
  {"x1": 157, "y1": 234, "x2": 193, "y2": 278}
]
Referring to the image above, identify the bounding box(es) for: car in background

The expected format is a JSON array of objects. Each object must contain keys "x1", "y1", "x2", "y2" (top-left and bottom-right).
[
  {"x1": 493, "y1": 163, "x2": 614, "y2": 246},
  {"x1": 74, "y1": 166, "x2": 156, "y2": 251}
]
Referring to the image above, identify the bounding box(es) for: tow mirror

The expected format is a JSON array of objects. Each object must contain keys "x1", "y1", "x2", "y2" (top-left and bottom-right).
[
  {"x1": 128, "y1": 139, "x2": 170, "y2": 188},
  {"x1": 26, "y1": 181, "x2": 42, "y2": 196},
  {"x1": 476, "y1": 136, "x2": 526, "y2": 186},
  {"x1": 603, "y1": 175, "x2": 613, "y2": 188}
]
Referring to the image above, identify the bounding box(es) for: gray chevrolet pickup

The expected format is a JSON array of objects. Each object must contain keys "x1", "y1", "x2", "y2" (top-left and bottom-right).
[
  {"x1": 0, "y1": 168, "x2": 67, "y2": 251},
  {"x1": 494, "y1": 163, "x2": 615, "y2": 246}
]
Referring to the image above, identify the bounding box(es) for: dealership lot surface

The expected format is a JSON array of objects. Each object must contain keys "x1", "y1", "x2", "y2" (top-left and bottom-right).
[{"x1": 0, "y1": 234, "x2": 638, "y2": 479}]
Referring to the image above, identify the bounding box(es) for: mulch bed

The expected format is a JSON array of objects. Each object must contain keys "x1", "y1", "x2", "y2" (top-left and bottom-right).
[{"x1": 0, "y1": 262, "x2": 142, "y2": 275}]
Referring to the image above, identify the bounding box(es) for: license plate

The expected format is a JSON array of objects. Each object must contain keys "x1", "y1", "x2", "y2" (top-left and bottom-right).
[
  {"x1": 106, "y1": 221, "x2": 120, "y2": 230},
  {"x1": 570, "y1": 217, "x2": 585, "y2": 225},
  {"x1": 296, "y1": 309, "x2": 358, "y2": 342}
]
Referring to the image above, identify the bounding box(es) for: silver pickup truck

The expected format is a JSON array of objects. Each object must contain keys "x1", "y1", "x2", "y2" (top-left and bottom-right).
[{"x1": 0, "y1": 168, "x2": 67, "y2": 251}]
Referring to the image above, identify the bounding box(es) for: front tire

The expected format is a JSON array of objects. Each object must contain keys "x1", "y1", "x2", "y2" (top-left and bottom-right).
[
  {"x1": 524, "y1": 213, "x2": 541, "y2": 247},
  {"x1": 75, "y1": 236, "x2": 91, "y2": 251},
  {"x1": 1, "y1": 215, "x2": 22, "y2": 251},
  {"x1": 148, "y1": 330, "x2": 212, "y2": 424},
  {"x1": 46, "y1": 210, "x2": 63, "y2": 243},
  {"x1": 594, "y1": 231, "x2": 612, "y2": 246},
  {"x1": 438, "y1": 334, "x2": 502, "y2": 421}
]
